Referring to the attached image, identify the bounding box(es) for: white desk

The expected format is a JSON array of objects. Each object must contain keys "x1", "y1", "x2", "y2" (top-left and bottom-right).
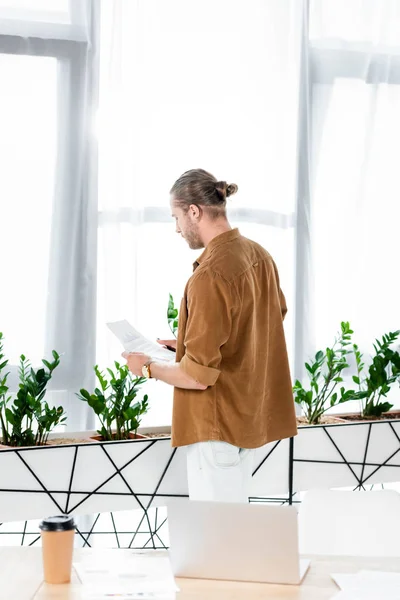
[{"x1": 1, "y1": 547, "x2": 400, "y2": 600}]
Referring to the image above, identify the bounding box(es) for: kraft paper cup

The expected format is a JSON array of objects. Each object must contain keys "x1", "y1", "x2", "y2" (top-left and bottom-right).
[{"x1": 39, "y1": 515, "x2": 75, "y2": 584}]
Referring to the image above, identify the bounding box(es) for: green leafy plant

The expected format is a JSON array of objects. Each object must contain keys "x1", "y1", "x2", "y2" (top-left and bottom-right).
[
  {"x1": 0, "y1": 346, "x2": 65, "y2": 447},
  {"x1": 77, "y1": 362, "x2": 149, "y2": 441},
  {"x1": 293, "y1": 322, "x2": 357, "y2": 424},
  {"x1": 167, "y1": 293, "x2": 179, "y2": 338},
  {"x1": 352, "y1": 331, "x2": 400, "y2": 418}
]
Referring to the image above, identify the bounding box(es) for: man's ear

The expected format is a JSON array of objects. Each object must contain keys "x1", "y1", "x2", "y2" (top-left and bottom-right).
[{"x1": 189, "y1": 204, "x2": 201, "y2": 220}]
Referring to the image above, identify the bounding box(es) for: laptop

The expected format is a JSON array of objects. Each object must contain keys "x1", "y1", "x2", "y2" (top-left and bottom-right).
[{"x1": 167, "y1": 500, "x2": 310, "y2": 585}]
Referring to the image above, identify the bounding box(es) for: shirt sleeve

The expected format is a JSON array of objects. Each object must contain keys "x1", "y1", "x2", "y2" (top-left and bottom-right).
[
  {"x1": 272, "y1": 260, "x2": 288, "y2": 321},
  {"x1": 280, "y1": 288, "x2": 288, "y2": 321},
  {"x1": 180, "y1": 270, "x2": 233, "y2": 387}
]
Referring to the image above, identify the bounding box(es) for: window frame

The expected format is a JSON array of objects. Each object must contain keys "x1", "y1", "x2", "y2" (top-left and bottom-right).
[{"x1": 0, "y1": 1, "x2": 97, "y2": 393}]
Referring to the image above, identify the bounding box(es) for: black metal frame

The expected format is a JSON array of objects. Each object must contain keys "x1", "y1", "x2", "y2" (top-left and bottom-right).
[
  {"x1": 0, "y1": 438, "x2": 183, "y2": 549},
  {"x1": 0, "y1": 507, "x2": 169, "y2": 549},
  {"x1": 1, "y1": 419, "x2": 400, "y2": 548},
  {"x1": 293, "y1": 420, "x2": 400, "y2": 492}
]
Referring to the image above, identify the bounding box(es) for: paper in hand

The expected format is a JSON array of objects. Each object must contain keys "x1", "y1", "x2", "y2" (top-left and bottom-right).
[{"x1": 107, "y1": 320, "x2": 176, "y2": 362}]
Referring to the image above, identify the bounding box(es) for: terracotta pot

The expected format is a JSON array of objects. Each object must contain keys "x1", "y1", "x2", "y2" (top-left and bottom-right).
[
  {"x1": 89, "y1": 432, "x2": 148, "y2": 442},
  {"x1": 334, "y1": 410, "x2": 400, "y2": 423},
  {"x1": 0, "y1": 442, "x2": 50, "y2": 450},
  {"x1": 296, "y1": 415, "x2": 349, "y2": 426}
]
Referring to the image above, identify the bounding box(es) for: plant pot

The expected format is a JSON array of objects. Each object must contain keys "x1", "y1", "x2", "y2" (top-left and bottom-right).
[
  {"x1": 0, "y1": 430, "x2": 184, "y2": 523},
  {"x1": 293, "y1": 416, "x2": 400, "y2": 493},
  {"x1": 296, "y1": 416, "x2": 349, "y2": 426},
  {"x1": 1, "y1": 420, "x2": 400, "y2": 525},
  {"x1": 90, "y1": 432, "x2": 148, "y2": 442},
  {"x1": 138, "y1": 426, "x2": 172, "y2": 439},
  {"x1": 0, "y1": 442, "x2": 50, "y2": 450},
  {"x1": 334, "y1": 410, "x2": 400, "y2": 423}
]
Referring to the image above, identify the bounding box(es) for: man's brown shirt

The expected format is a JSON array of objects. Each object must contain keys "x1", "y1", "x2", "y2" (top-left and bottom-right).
[{"x1": 172, "y1": 228, "x2": 297, "y2": 448}]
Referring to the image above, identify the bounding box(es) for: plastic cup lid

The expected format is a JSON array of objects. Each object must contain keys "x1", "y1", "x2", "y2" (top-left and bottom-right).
[{"x1": 39, "y1": 515, "x2": 76, "y2": 532}]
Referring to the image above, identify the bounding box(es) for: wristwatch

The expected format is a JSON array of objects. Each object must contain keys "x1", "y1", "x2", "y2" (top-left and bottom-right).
[{"x1": 142, "y1": 360, "x2": 153, "y2": 379}]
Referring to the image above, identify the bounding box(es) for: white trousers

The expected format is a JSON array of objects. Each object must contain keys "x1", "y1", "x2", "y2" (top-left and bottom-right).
[{"x1": 186, "y1": 441, "x2": 255, "y2": 503}]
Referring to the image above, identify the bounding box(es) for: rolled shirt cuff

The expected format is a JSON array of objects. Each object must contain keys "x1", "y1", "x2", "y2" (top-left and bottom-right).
[{"x1": 180, "y1": 354, "x2": 221, "y2": 387}]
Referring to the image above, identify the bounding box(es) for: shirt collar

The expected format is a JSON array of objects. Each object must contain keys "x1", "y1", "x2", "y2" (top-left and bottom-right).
[{"x1": 193, "y1": 228, "x2": 240, "y2": 271}]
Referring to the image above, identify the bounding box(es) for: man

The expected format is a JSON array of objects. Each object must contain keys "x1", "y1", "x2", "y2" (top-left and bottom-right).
[{"x1": 124, "y1": 168, "x2": 297, "y2": 503}]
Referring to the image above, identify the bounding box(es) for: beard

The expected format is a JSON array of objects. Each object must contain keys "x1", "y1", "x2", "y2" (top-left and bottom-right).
[{"x1": 183, "y1": 223, "x2": 204, "y2": 250}]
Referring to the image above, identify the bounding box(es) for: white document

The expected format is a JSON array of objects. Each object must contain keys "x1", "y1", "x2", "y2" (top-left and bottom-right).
[
  {"x1": 85, "y1": 593, "x2": 176, "y2": 600},
  {"x1": 331, "y1": 571, "x2": 400, "y2": 599},
  {"x1": 331, "y1": 573, "x2": 363, "y2": 590},
  {"x1": 333, "y1": 593, "x2": 383, "y2": 600},
  {"x1": 74, "y1": 553, "x2": 179, "y2": 596},
  {"x1": 358, "y1": 570, "x2": 400, "y2": 584},
  {"x1": 333, "y1": 592, "x2": 400, "y2": 600},
  {"x1": 107, "y1": 320, "x2": 176, "y2": 362}
]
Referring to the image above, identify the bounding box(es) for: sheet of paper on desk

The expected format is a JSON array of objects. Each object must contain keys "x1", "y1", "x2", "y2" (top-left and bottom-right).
[
  {"x1": 334, "y1": 592, "x2": 400, "y2": 600},
  {"x1": 74, "y1": 553, "x2": 179, "y2": 596},
  {"x1": 332, "y1": 571, "x2": 400, "y2": 599},
  {"x1": 333, "y1": 594, "x2": 377, "y2": 600},
  {"x1": 85, "y1": 593, "x2": 176, "y2": 599},
  {"x1": 107, "y1": 320, "x2": 176, "y2": 362},
  {"x1": 358, "y1": 570, "x2": 400, "y2": 584}
]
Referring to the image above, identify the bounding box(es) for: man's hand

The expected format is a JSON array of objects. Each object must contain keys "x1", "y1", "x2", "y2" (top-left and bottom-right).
[
  {"x1": 122, "y1": 352, "x2": 151, "y2": 377},
  {"x1": 157, "y1": 339, "x2": 177, "y2": 351}
]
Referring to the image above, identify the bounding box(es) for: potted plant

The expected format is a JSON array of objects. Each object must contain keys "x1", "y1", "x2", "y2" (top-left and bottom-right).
[
  {"x1": 290, "y1": 323, "x2": 400, "y2": 497},
  {"x1": 77, "y1": 361, "x2": 149, "y2": 441},
  {"x1": 293, "y1": 322, "x2": 357, "y2": 425},
  {"x1": 350, "y1": 331, "x2": 400, "y2": 419},
  {"x1": 0, "y1": 334, "x2": 66, "y2": 448}
]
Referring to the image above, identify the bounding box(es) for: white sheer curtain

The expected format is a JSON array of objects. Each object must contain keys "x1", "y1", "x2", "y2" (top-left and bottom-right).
[
  {"x1": 97, "y1": 0, "x2": 304, "y2": 426},
  {"x1": 0, "y1": 0, "x2": 100, "y2": 430},
  {"x1": 308, "y1": 0, "x2": 400, "y2": 409}
]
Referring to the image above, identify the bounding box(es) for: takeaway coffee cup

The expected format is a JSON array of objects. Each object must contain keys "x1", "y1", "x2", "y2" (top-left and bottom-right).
[{"x1": 39, "y1": 515, "x2": 76, "y2": 584}]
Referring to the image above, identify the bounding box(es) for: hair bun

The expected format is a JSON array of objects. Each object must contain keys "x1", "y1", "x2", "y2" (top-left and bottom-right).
[
  {"x1": 215, "y1": 181, "x2": 238, "y2": 201},
  {"x1": 226, "y1": 183, "x2": 238, "y2": 197}
]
